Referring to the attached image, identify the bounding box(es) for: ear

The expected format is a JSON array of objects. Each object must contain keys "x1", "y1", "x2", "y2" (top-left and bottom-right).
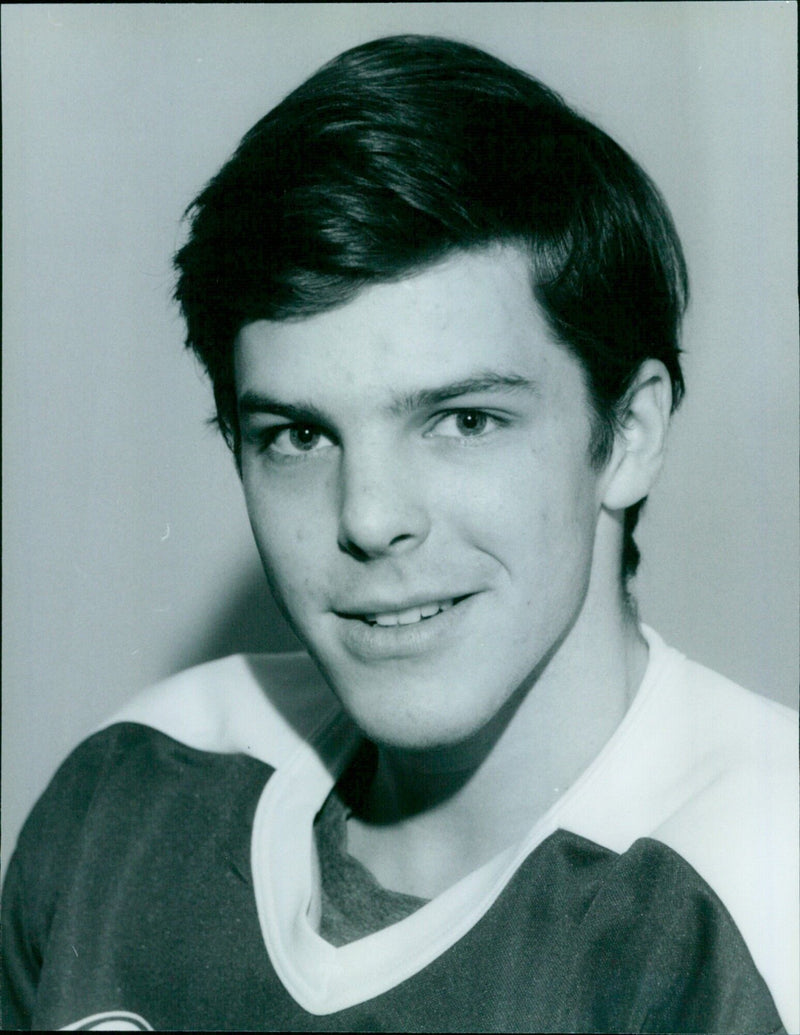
[{"x1": 601, "y1": 359, "x2": 673, "y2": 511}]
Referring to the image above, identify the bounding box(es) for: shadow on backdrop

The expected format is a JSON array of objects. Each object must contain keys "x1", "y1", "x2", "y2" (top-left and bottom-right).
[
  {"x1": 170, "y1": 562, "x2": 302, "y2": 675},
  {"x1": 166, "y1": 562, "x2": 347, "y2": 763}
]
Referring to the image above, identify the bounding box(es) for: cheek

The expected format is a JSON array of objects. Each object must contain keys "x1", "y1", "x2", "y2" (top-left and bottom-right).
[
  {"x1": 243, "y1": 474, "x2": 336, "y2": 604},
  {"x1": 244, "y1": 481, "x2": 298, "y2": 564},
  {"x1": 493, "y1": 467, "x2": 599, "y2": 605},
  {"x1": 465, "y1": 458, "x2": 595, "y2": 547}
]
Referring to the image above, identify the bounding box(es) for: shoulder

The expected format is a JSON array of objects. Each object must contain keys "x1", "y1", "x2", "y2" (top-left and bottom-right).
[
  {"x1": 1, "y1": 723, "x2": 179, "y2": 988},
  {"x1": 559, "y1": 834, "x2": 785, "y2": 1034},
  {"x1": 8, "y1": 651, "x2": 339, "y2": 892},
  {"x1": 4, "y1": 653, "x2": 340, "y2": 953},
  {"x1": 574, "y1": 629, "x2": 797, "y2": 865},
  {"x1": 9, "y1": 724, "x2": 154, "y2": 872},
  {"x1": 666, "y1": 641, "x2": 796, "y2": 765},
  {"x1": 101, "y1": 650, "x2": 341, "y2": 767},
  {"x1": 656, "y1": 643, "x2": 798, "y2": 868},
  {"x1": 619, "y1": 628, "x2": 797, "y2": 850},
  {"x1": 562, "y1": 628, "x2": 797, "y2": 1029},
  {"x1": 6, "y1": 717, "x2": 272, "y2": 906},
  {"x1": 643, "y1": 630, "x2": 798, "y2": 1032},
  {"x1": 642, "y1": 634, "x2": 797, "y2": 895},
  {"x1": 634, "y1": 625, "x2": 796, "y2": 762}
]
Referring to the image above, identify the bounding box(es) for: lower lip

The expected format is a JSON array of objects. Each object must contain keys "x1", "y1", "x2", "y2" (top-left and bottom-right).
[{"x1": 336, "y1": 595, "x2": 479, "y2": 661}]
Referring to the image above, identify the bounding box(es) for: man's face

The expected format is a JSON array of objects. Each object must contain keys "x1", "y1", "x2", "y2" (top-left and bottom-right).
[{"x1": 235, "y1": 247, "x2": 610, "y2": 750}]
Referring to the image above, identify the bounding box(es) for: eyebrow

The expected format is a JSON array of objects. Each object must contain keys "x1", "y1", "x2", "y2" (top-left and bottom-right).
[
  {"x1": 387, "y1": 372, "x2": 537, "y2": 414},
  {"x1": 238, "y1": 372, "x2": 537, "y2": 425},
  {"x1": 238, "y1": 394, "x2": 332, "y2": 427}
]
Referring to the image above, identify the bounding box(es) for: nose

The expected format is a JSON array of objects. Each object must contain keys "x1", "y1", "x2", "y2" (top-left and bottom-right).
[{"x1": 337, "y1": 446, "x2": 431, "y2": 561}]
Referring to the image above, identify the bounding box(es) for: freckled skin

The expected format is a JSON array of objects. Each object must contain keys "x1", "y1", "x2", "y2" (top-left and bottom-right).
[{"x1": 235, "y1": 247, "x2": 615, "y2": 753}]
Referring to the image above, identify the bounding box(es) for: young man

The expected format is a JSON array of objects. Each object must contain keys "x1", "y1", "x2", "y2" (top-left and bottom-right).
[{"x1": 2, "y1": 35, "x2": 797, "y2": 1033}]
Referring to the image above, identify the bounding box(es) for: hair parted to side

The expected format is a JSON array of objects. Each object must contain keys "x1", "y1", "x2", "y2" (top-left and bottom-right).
[{"x1": 174, "y1": 34, "x2": 688, "y2": 582}]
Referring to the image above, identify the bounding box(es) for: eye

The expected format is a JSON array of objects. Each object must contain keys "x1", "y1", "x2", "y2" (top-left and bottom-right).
[
  {"x1": 262, "y1": 423, "x2": 336, "y2": 457},
  {"x1": 429, "y1": 409, "x2": 502, "y2": 439}
]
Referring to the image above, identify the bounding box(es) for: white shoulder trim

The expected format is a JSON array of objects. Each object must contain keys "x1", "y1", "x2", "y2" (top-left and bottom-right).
[
  {"x1": 558, "y1": 628, "x2": 798, "y2": 1032},
  {"x1": 98, "y1": 652, "x2": 340, "y2": 770},
  {"x1": 650, "y1": 651, "x2": 798, "y2": 1034}
]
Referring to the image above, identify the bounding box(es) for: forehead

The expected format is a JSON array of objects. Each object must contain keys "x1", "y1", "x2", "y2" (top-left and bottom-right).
[{"x1": 234, "y1": 246, "x2": 587, "y2": 411}]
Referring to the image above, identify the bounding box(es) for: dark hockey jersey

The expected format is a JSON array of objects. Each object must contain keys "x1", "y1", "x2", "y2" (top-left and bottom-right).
[{"x1": 2, "y1": 628, "x2": 797, "y2": 1031}]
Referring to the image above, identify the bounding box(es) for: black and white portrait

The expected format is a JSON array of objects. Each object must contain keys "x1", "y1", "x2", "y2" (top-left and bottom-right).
[{"x1": 2, "y1": 5, "x2": 797, "y2": 1032}]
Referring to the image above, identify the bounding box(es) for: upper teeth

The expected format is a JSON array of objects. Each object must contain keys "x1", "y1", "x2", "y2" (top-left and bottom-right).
[{"x1": 365, "y1": 600, "x2": 454, "y2": 626}]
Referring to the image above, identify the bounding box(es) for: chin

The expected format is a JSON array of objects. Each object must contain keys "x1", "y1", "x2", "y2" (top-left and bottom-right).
[
  {"x1": 332, "y1": 679, "x2": 513, "y2": 754},
  {"x1": 359, "y1": 719, "x2": 480, "y2": 753}
]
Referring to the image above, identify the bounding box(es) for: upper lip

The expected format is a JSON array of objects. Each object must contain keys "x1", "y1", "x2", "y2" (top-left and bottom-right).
[{"x1": 334, "y1": 592, "x2": 475, "y2": 617}]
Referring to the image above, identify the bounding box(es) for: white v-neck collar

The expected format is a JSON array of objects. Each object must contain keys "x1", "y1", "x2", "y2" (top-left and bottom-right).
[{"x1": 250, "y1": 626, "x2": 675, "y2": 1015}]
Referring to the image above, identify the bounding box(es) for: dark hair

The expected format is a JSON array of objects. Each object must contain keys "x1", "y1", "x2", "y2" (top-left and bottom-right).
[{"x1": 174, "y1": 34, "x2": 687, "y2": 581}]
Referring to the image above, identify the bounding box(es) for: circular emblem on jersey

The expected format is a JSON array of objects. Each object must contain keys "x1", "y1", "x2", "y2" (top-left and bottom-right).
[{"x1": 61, "y1": 1011, "x2": 153, "y2": 1030}]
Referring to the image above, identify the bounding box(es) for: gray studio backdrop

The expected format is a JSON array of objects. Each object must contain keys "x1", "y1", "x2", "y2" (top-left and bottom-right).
[{"x1": 2, "y1": 2, "x2": 798, "y2": 876}]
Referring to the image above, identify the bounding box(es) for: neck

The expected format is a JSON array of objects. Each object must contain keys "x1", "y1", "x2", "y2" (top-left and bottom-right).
[{"x1": 346, "y1": 594, "x2": 649, "y2": 899}]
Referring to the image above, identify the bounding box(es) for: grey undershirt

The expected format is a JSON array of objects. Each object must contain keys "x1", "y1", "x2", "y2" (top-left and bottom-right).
[{"x1": 313, "y1": 743, "x2": 429, "y2": 947}]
